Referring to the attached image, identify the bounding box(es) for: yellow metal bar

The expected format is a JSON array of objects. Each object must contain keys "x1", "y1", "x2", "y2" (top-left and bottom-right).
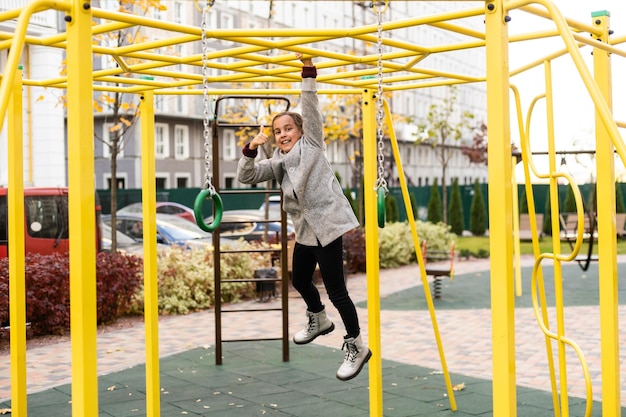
[
  {"x1": 531, "y1": 0, "x2": 626, "y2": 166},
  {"x1": 140, "y1": 89, "x2": 161, "y2": 417},
  {"x1": 362, "y1": 88, "x2": 382, "y2": 417},
  {"x1": 592, "y1": 11, "x2": 621, "y2": 416},
  {"x1": 0, "y1": 0, "x2": 70, "y2": 133},
  {"x1": 511, "y1": 83, "x2": 561, "y2": 416},
  {"x1": 484, "y1": 2, "x2": 516, "y2": 416},
  {"x1": 383, "y1": 99, "x2": 457, "y2": 411},
  {"x1": 8, "y1": 65, "x2": 27, "y2": 417},
  {"x1": 514, "y1": 3, "x2": 602, "y2": 36},
  {"x1": 66, "y1": 0, "x2": 99, "y2": 415},
  {"x1": 544, "y1": 59, "x2": 571, "y2": 417},
  {"x1": 511, "y1": 158, "x2": 522, "y2": 297}
]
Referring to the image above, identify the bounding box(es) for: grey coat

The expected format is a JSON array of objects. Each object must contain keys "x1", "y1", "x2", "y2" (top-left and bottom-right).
[{"x1": 237, "y1": 77, "x2": 359, "y2": 247}]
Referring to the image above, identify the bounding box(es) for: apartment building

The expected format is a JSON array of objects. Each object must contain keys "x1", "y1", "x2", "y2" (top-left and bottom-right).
[
  {"x1": 2, "y1": 1, "x2": 488, "y2": 191},
  {"x1": 0, "y1": 1, "x2": 66, "y2": 187}
]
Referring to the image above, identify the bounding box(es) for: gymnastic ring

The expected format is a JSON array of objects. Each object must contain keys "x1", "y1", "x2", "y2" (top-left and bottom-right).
[{"x1": 194, "y1": 189, "x2": 223, "y2": 232}]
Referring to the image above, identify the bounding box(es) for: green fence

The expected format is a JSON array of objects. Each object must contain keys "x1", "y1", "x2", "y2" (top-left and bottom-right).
[{"x1": 97, "y1": 182, "x2": 621, "y2": 231}]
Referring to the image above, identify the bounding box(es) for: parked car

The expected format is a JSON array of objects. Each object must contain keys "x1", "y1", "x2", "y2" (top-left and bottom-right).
[
  {"x1": 103, "y1": 213, "x2": 231, "y2": 249},
  {"x1": 205, "y1": 209, "x2": 294, "y2": 243},
  {"x1": 100, "y1": 222, "x2": 149, "y2": 256},
  {"x1": 117, "y1": 202, "x2": 195, "y2": 223},
  {"x1": 258, "y1": 195, "x2": 282, "y2": 215},
  {"x1": 0, "y1": 187, "x2": 103, "y2": 258}
]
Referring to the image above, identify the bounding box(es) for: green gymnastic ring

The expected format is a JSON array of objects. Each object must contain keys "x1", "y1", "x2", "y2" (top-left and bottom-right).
[
  {"x1": 377, "y1": 187, "x2": 386, "y2": 228},
  {"x1": 193, "y1": 189, "x2": 223, "y2": 232}
]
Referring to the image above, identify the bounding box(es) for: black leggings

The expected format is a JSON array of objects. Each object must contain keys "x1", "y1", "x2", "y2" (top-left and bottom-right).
[{"x1": 291, "y1": 236, "x2": 360, "y2": 338}]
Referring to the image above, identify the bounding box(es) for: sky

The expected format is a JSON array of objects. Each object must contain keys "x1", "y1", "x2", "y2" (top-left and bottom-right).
[{"x1": 505, "y1": 0, "x2": 626, "y2": 183}]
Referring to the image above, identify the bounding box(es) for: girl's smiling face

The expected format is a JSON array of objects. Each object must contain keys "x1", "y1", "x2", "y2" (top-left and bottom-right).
[{"x1": 273, "y1": 114, "x2": 303, "y2": 153}]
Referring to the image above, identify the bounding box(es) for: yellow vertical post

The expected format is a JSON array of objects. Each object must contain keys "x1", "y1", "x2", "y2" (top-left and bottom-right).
[
  {"x1": 484, "y1": 1, "x2": 516, "y2": 416},
  {"x1": 8, "y1": 66, "x2": 27, "y2": 416},
  {"x1": 591, "y1": 11, "x2": 621, "y2": 415},
  {"x1": 511, "y1": 157, "x2": 522, "y2": 296},
  {"x1": 140, "y1": 88, "x2": 161, "y2": 417},
  {"x1": 362, "y1": 88, "x2": 383, "y2": 417},
  {"x1": 66, "y1": 0, "x2": 98, "y2": 415}
]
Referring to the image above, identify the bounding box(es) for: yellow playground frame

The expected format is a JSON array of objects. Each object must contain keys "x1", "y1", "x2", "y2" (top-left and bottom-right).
[{"x1": 1, "y1": 1, "x2": 626, "y2": 416}]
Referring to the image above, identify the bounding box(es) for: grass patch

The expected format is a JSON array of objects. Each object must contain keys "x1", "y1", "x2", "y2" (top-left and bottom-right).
[{"x1": 454, "y1": 235, "x2": 626, "y2": 256}]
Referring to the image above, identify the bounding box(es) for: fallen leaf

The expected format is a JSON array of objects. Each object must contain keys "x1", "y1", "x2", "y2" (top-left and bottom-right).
[
  {"x1": 452, "y1": 382, "x2": 465, "y2": 391},
  {"x1": 107, "y1": 385, "x2": 116, "y2": 391},
  {"x1": 0, "y1": 408, "x2": 11, "y2": 415}
]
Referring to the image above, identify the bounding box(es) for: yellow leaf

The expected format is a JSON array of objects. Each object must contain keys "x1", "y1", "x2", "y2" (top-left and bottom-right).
[
  {"x1": 36, "y1": 95, "x2": 45, "y2": 102},
  {"x1": 452, "y1": 382, "x2": 465, "y2": 391},
  {"x1": 0, "y1": 408, "x2": 12, "y2": 415}
]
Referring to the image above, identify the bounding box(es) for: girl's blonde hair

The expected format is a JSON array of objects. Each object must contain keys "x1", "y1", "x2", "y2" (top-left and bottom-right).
[{"x1": 271, "y1": 111, "x2": 303, "y2": 131}]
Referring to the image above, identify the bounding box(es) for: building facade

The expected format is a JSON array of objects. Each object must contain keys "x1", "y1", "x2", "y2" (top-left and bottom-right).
[
  {"x1": 0, "y1": 1, "x2": 66, "y2": 187},
  {"x1": 3, "y1": 1, "x2": 488, "y2": 193}
]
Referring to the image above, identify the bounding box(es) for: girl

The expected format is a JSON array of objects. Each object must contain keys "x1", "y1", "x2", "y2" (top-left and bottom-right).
[{"x1": 237, "y1": 55, "x2": 371, "y2": 381}]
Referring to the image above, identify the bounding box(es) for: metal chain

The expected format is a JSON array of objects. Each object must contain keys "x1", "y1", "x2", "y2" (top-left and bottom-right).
[
  {"x1": 374, "y1": 1, "x2": 387, "y2": 193},
  {"x1": 201, "y1": 3, "x2": 215, "y2": 193}
]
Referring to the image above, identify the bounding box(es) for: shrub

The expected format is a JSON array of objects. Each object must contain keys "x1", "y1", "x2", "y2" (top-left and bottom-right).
[
  {"x1": 0, "y1": 258, "x2": 9, "y2": 339},
  {"x1": 378, "y1": 221, "x2": 455, "y2": 269},
  {"x1": 469, "y1": 179, "x2": 487, "y2": 236},
  {"x1": 543, "y1": 188, "x2": 553, "y2": 236},
  {"x1": 385, "y1": 193, "x2": 399, "y2": 223},
  {"x1": 427, "y1": 178, "x2": 442, "y2": 223},
  {"x1": 519, "y1": 188, "x2": 529, "y2": 214},
  {"x1": 0, "y1": 252, "x2": 143, "y2": 340},
  {"x1": 343, "y1": 228, "x2": 366, "y2": 274},
  {"x1": 448, "y1": 178, "x2": 464, "y2": 235},
  {"x1": 409, "y1": 192, "x2": 418, "y2": 220},
  {"x1": 96, "y1": 252, "x2": 143, "y2": 325},
  {"x1": 24, "y1": 253, "x2": 72, "y2": 336},
  {"x1": 131, "y1": 240, "x2": 272, "y2": 316},
  {"x1": 563, "y1": 184, "x2": 577, "y2": 213}
]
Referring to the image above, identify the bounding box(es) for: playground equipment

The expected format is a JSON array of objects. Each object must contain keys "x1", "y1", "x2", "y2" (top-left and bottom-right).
[
  {"x1": 193, "y1": 4, "x2": 223, "y2": 233},
  {"x1": 2, "y1": 1, "x2": 626, "y2": 416}
]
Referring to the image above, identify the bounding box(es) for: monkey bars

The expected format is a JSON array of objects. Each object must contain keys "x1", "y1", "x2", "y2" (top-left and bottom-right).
[{"x1": 2, "y1": 1, "x2": 626, "y2": 416}]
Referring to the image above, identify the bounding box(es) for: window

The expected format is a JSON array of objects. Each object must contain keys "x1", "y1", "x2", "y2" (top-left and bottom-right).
[
  {"x1": 223, "y1": 129, "x2": 236, "y2": 161},
  {"x1": 104, "y1": 173, "x2": 127, "y2": 190},
  {"x1": 176, "y1": 94, "x2": 186, "y2": 114},
  {"x1": 102, "y1": 123, "x2": 124, "y2": 158},
  {"x1": 175, "y1": 175, "x2": 189, "y2": 188},
  {"x1": 174, "y1": 125, "x2": 189, "y2": 159},
  {"x1": 224, "y1": 174, "x2": 235, "y2": 189},
  {"x1": 155, "y1": 96, "x2": 164, "y2": 112},
  {"x1": 156, "y1": 176, "x2": 168, "y2": 189},
  {"x1": 155, "y1": 123, "x2": 170, "y2": 159},
  {"x1": 173, "y1": 1, "x2": 184, "y2": 23},
  {"x1": 24, "y1": 196, "x2": 67, "y2": 239},
  {"x1": 220, "y1": 12, "x2": 233, "y2": 29}
]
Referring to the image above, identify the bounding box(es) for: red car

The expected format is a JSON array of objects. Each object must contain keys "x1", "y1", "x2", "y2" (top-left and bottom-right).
[
  {"x1": 0, "y1": 187, "x2": 103, "y2": 258},
  {"x1": 117, "y1": 202, "x2": 196, "y2": 223}
]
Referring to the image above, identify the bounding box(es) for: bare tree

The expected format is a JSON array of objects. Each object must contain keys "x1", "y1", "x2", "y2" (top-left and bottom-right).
[
  {"x1": 93, "y1": 0, "x2": 162, "y2": 251},
  {"x1": 461, "y1": 122, "x2": 488, "y2": 164},
  {"x1": 415, "y1": 86, "x2": 474, "y2": 224}
]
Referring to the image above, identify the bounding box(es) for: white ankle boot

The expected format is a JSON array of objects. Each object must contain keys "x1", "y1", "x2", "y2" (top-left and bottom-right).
[
  {"x1": 293, "y1": 308, "x2": 335, "y2": 345},
  {"x1": 336, "y1": 334, "x2": 372, "y2": 381}
]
